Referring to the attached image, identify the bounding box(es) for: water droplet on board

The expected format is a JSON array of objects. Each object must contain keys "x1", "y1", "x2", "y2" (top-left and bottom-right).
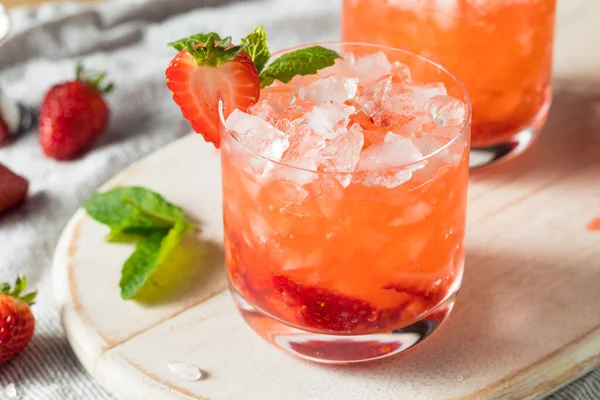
[
  {"x1": 456, "y1": 375, "x2": 464, "y2": 382},
  {"x1": 167, "y1": 362, "x2": 204, "y2": 382}
]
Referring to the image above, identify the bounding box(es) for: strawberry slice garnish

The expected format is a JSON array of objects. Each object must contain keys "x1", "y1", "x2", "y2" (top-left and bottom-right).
[{"x1": 166, "y1": 35, "x2": 260, "y2": 148}]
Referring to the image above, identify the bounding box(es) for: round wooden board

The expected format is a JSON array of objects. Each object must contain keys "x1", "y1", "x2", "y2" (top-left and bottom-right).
[
  {"x1": 53, "y1": 122, "x2": 600, "y2": 400},
  {"x1": 52, "y1": 2, "x2": 600, "y2": 398}
]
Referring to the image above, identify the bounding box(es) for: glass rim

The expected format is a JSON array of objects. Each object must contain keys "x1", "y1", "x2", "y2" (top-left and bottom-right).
[{"x1": 219, "y1": 41, "x2": 472, "y2": 175}]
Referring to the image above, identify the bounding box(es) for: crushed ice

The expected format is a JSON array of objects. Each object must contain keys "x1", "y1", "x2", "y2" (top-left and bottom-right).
[
  {"x1": 167, "y1": 362, "x2": 204, "y2": 382},
  {"x1": 224, "y1": 51, "x2": 467, "y2": 189}
]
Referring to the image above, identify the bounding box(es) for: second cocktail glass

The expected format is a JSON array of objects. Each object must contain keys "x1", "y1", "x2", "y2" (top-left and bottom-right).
[
  {"x1": 220, "y1": 43, "x2": 470, "y2": 363},
  {"x1": 343, "y1": 0, "x2": 556, "y2": 167}
]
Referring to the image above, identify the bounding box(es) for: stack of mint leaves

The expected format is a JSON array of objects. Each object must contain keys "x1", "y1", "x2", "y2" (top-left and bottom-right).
[{"x1": 84, "y1": 187, "x2": 194, "y2": 299}]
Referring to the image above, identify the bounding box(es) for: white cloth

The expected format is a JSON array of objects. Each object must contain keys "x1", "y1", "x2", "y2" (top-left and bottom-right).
[{"x1": 0, "y1": 0, "x2": 596, "y2": 398}]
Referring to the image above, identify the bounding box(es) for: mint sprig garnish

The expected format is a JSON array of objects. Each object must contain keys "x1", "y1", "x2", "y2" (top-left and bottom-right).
[
  {"x1": 84, "y1": 187, "x2": 195, "y2": 300},
  {"x1": 168, "y1": 26, "x2": 341, "y2": 88},
  {"x1": 240, "y1": 26, "x2": 270, "y2": 74},
  {"x1": 259, "y1": 46, "x2": 341, "y2": 88}
]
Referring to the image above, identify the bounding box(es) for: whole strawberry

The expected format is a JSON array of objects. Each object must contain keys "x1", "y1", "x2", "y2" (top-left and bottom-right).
[
  {"x1": 0, "y1": 277, "x2": 36, "y2": 366},
  {"x1": 0, "y1": 163, "x2": 29, "y2": 214},
  {"x1": 39, "y1": 64, "x2": 114, "y2": 160}
]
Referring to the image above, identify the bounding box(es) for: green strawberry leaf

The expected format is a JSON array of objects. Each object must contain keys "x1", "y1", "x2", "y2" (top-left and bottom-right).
[
  {"x1": 185, "y1": 34, "x2": 246, "y2": 67},
  {"x1": 119, "y1": 221, "x2": 193, "y2": 299},
  {"x1": 0, "y1": 276, "x2": 37, "y2": 305},
  {"x1": 241, "y1": 26, "x2": 270, "y2": 74},
  {"x1": 168, "y1": 32, "x2": 222, "y2": 51},
  {"x1": 84, "y1": 187, "x2": 186, "y2": 238},
  {"x1": 259, "y1": 46, "x2": 341, "y2": 88}
]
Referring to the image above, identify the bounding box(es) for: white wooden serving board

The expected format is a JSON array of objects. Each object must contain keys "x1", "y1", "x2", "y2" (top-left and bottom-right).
[{"x1": 53, "y1": 1, "x2": 600, "y2": 399}]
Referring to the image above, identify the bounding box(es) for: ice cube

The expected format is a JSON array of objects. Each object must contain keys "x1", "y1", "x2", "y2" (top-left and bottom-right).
[
  {"x1": 381, "y1": 92, "x2": 417, "y2": 117},
  {"x1": 275, "y1": 125, "x2": 324, "y2": 186},
  {"x1": 226, "y1": 109, "x2": 289, "y2": 161},
  {"x1": 318, "y1": 53, "x2": 356, "y2": 78},
  {"x1": 391, "y1": 61, "x2": 412, "y2": 81},
  {"x1": 358, "y1": 132, "x2": 423, "y2": 169},
  {"x1": 415, "y1": 136, "x2": 446, "y2": 157},
  {"x1": 385, "y1": 0, "x2": 458, "y2": 29},
  {"x1": 259, "y1": 82, "x2": 302, "y2": 115},
  {"x1": 357, "y1": 132, "x2": 424, "y2": 188},
  {"x1": 354, "y1": 52, "x2": 392, "y2": 84},
  {"x1": 404, "y1": 82, "x2": 447, "y2": 110},
  {"x1": 286, "y1": 125, "x2": 327, "y2": 161},
  {"x1": 282, "y1": 250, "x2": 323, "y2": 271},
  {"x1": 426, "y1": 95, "x2": 467, "y2": 126},
  {"x1": 398, "y1": 116, "x2": 426, "y2": 138},
  {"x1": 365, "y1": 169, "x2": 413, "y2": 189},
  {"x1": 299, "y1": 76, "x2": 359, "y2": 104},
  {"x1": 168, "y1": 362, "x2": 204, "y2": 382},
  {"x1": 385, "y1": 0, "x2": 422, "y2": 11},
  {"x1": 248, "y1": 100, "x2": 278, "y2": 125},
  {"x1": 319, "y1": 123, "x2": 365, "y2": 186},
  {"x1": 355, "y1": 77, "x2": 393, "y2": 117},
  {"x1": 304, "y1": 103, "x2": 356, "y2": 140},
  {"x1": 432, "y1": 0, "x2": 460, "y2": 30},
  {"x1": 248, "y1": 212, "x2": 271, "y2": 242},
  {"x1": 390, "y1": 201, "x2": 433, "y2": 226}
]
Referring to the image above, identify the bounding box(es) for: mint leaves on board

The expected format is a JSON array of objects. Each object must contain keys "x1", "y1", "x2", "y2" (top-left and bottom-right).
[
  {"x1": 84, "y1": 187, "x2": 194, "y2": 300},
  {"x1": 168, "y1": 25, "x2": 340, "y2": 89}
]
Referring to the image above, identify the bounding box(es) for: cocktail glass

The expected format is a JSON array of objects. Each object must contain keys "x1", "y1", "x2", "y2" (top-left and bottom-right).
[
  {"x1": 220, "y1": 43, "x2": 471, "y2": 363},
  {"x1": 342, "y1": 0, "x2": 556, "y2": 167}
]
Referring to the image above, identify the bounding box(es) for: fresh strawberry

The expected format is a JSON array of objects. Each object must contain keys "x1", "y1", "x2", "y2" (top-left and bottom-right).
[
  {"x1": 0, "y1": 164, "x2": 29, "y2": 214},
  {"x1": 39, "y1": 64, "x2": 113, "y2": 160},
  {"x1": 0, "y1": 277, "x2": 36, "y2": 366},
  {"x1": 273, "y1": 275, "x2": 377, "y2": 332},
  {"x1": 166, "y1": 34, "x2": 260, "y2": 148}
]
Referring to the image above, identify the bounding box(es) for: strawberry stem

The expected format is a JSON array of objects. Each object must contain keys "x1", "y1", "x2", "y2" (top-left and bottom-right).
[
  {"x1": 184, "y1": 33, "x2": 248, "y2": 67},
  {"x1": 75, "y1": 63, "x2": 115, "y2": 94},
  {"x1": 1, "y1": 276, "x2": 37, "y2": 305}
]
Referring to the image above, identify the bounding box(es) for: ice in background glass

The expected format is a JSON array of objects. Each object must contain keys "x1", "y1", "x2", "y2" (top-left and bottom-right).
[
  {"x1": 343, "y1": 0, "x2": 556, "y2": 167},
  {"x1": 220, "y1": 43, "x2": 470, "y2": 363}
]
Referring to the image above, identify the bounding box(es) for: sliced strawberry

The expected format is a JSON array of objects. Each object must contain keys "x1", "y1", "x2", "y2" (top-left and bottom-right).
[
  {"x1": 273, "y1": 275, "x2": 377, "y2": 332},
  {"x1": 166, "y1": 36, "x2": 260, "y2": 148}
]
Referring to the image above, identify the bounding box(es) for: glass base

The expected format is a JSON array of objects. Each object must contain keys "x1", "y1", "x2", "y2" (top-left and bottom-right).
[
  {"x1": 231, "y1": 288, "x2": 458, "y2": 364},
  {"x1": 469, "y1": 99, "x2": 551, "y2": 169}
]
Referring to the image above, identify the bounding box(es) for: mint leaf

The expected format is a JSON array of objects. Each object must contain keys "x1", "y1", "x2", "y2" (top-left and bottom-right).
[
  {"x1": 241, "y1": 26, "x2": 270, "y2": 74},
  {"x1": 106, "y1": 226, "x2": 170, "y2": 243},
  {"x1": 84, "y1": 187, "x2": 186, "y2": 239},
  {"x1": 168, "y1": 32, "x2": 222, "y2": 51},
  {"x1": 119, "y1": 221, "x2": 192, "y2": 299},
  {"x1": 259, "y1": 46, "x2": 340, "y2": 88},
  {"x1": 121, "y1": 187, "x2": 185, "y2": 224}
]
